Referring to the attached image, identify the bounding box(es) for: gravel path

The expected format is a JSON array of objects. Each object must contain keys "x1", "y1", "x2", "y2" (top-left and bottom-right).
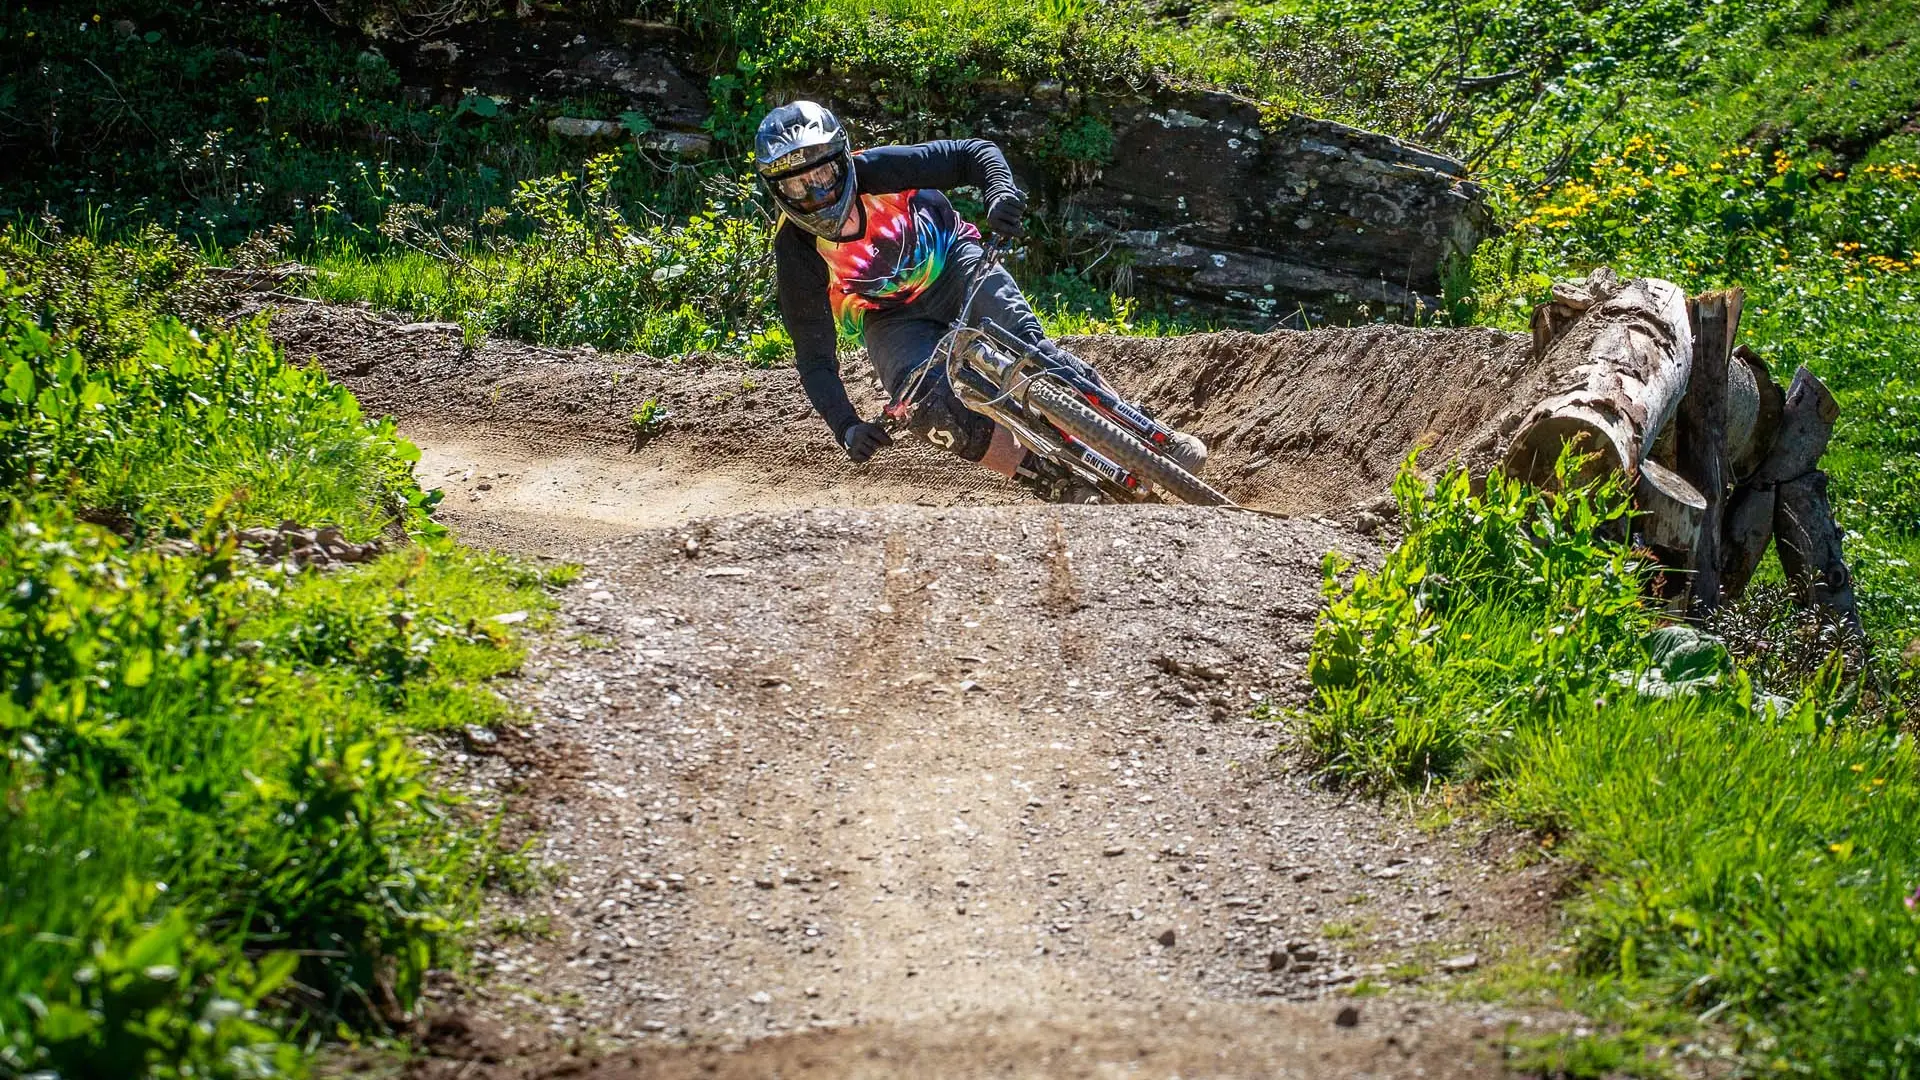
[{"x1": 407, "y1": 504, "x2": 1564, "y2": 1079}]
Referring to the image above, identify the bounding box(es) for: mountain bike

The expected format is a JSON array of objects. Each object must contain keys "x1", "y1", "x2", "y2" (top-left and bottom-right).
[{"x1": 884, "y1": 241, "x2": 1231, "y2": 506}]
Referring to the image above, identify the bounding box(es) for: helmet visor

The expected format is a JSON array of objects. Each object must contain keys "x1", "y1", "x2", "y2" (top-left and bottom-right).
[{"x1": 769, "y1": 155, "x2": 849, "y2": 214}]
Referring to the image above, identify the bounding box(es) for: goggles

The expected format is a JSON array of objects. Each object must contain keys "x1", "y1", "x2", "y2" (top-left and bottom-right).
[{"x1": 767, "y1": 154, "x2": 848, "y2": 213}]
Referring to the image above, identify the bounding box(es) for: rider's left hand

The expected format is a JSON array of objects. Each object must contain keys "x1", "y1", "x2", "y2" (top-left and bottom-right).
[
  {"x1": 984, "y1": 192, "x2": 1026, "y2": 239},
  {"x1": 842, "y1": 421, "x2": 894, "y2": 464}
]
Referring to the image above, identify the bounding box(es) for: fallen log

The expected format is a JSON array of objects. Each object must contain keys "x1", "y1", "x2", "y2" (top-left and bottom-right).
[
  {"x1": 1775, "y1": 469, "x2": 1864, "y2": 637},
  {"x1": 1504, "y1": 270, "x2": 1694, "y2": 489},
  {"x1": 1676, "y1": 289, "x2": 1740, "y2": 613}
]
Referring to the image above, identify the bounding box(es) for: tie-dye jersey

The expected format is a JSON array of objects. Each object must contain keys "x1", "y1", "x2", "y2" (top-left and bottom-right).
[{"x1": 815, "y1": 189, "x2": 980, "y2": 337}]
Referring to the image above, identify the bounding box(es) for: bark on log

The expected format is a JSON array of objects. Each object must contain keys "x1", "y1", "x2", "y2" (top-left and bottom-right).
[
  {"x1": 1503, "y1": 272, "x2": 1694, "y2": 489},
  {"x1": 1720, "y1": 487, "x2": 1776, "y2": 601},
  {"x1": 1676, "y1": 289, "x2": 1740, "y2": 613},
  {"x1": 1775, "y1": 469, "x2": 1864, "y2": 637},
  {"x1": 1753, "y1": 366, "x2": 1839, "y2": 486}
]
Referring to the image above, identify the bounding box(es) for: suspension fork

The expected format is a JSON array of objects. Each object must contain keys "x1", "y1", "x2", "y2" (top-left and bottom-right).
[{"x1": 970, "y1": 317, "x2": 1182, "y2": 452}]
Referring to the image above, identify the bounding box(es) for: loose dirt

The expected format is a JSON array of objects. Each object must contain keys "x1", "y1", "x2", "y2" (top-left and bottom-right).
[{"x1": 276, "y1": 307, "x2": 1581, "y2": 1078}]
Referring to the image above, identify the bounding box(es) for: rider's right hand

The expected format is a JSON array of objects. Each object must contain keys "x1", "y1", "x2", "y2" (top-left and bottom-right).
[{"x1": 842, "y1": 421, "x2": 894, "y2": 464}]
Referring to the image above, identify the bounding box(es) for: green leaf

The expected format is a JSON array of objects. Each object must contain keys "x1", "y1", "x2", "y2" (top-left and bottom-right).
[
  {"x1": 1621, "y1": 625, "x2": 1729, "y2": 698},
  {"x1": 4, "y1": 358, "x2": 33, "y2": 403},
  {"x1": 619, "y1": 110, "x2": 654, "y2": 136},
  {"x1": 457, "y1": 94, "x2": 501, "y2": 119},
  {"x1": 119, "y1": 915, "x2": 186, "y2": 972},
  {"x1": 124, "y1": 647, "x2": 155, "y2": 688},
  {"x1": 35, "y1": 1002, "x2": 99, "y2": 1042},
  {"x1": 249, "y1": 951, "x2": 301, "y2": 1002}
]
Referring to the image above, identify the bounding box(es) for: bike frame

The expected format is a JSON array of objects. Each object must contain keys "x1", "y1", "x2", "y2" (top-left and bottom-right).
[{"x1": 887, "y1": 239, "x2": 1190, "y2": 501}]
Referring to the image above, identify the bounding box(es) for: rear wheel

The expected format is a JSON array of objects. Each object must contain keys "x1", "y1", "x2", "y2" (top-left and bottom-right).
[{"x1": 1022, "y1": 377, "x2": 1230, "y2": 507}]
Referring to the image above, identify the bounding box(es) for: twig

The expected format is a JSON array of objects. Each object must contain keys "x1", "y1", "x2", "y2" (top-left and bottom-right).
[{"x1": 84, "y1": 58, "x2": 163, "y2": 145}]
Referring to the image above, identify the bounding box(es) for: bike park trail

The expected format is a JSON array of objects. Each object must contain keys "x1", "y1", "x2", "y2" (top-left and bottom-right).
[{"x1": 276, "y1": 306, "x2": 1598, "y2": 1079}]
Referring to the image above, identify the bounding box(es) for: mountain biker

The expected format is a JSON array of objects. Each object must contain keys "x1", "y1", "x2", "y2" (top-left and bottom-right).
[{"x1": 754, "y1": 100, "x2": 1208, "y2": 502}]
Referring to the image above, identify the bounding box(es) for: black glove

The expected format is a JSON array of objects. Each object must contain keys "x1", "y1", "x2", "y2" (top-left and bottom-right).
[
  {"x1": 984, "y1": 192, "x2": 1026, "y2": 239},
  {"x1": 842, "y1": 421, "x2": 894, "y2": 464}
]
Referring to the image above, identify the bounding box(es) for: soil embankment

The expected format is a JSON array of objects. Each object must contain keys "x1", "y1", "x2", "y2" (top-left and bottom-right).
[
  {"x1": 271, "y1": 306, "x2": 1536, "y2": 538},
  {"x1": 274, "y1": 306, "x2": 1575, "y2": 1078}
]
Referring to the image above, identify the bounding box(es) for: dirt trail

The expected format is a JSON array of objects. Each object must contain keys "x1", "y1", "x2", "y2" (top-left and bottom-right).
[
  {"x1": 273, "y1": 307, "x2": 1572, "y2": 1077},
  {"x1": 270, "y1": 306, "x2": 1541, "y2": 538}
]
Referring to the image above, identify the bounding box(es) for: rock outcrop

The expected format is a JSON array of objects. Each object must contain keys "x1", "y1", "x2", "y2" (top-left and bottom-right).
[
  {"x1": 800, "y1": 79, "x2": 1487, "y2": 326},
  {"x1": 391, "y1": 17, "x2": 1486, "y2": 326}
]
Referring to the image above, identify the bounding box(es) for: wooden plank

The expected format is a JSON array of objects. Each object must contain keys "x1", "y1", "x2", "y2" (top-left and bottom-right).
[{"x1": 1676, "y1": 289, "x2": 1736, "y2": 614}]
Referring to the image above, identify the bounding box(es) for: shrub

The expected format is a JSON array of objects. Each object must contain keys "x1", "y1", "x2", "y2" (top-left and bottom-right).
[
  {"x1": 1304, "y1": 452, "x2": 1651, "y2": 788},
  {"x1": 0, "y1": 227, "x2": 430, "y2": 538},
  {"x1": 321, "y1": 156, "x2": 779, "y2": 355}
]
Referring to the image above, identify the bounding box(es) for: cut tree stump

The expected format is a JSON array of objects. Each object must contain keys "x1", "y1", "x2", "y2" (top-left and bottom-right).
[
  {"x1": 1727, "y1": 345, "x2": 1784, "y2": 481},
  {"x1": 1504, "y1": 271, "x2": 1694, "y2": 489},
  {"x1": 1775, "y1": 469, "x2": 1865, "y2": 637},
  {"x1": 1634, "y1": 459, "x2": 1707, "y2": 555},
  {"x1": 1676, "y1": 289, "x2": 1741, "y2": 614}
]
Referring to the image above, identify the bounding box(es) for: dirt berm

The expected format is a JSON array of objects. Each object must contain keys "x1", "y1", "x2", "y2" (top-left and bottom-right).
[{"x1": 270, "y1": 306, "x2": 1537, "y2": 541}]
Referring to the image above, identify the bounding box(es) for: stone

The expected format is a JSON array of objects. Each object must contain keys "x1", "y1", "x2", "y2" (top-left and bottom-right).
[
  {"x1": 1156, "y1": 928, "x2": 1177, "y2": 947},
  {"x1": 1335, "y1": 1004, "x2": 1361, "y2": 1028},
  {"x1": 548, "y1": 116, "x2": 624, "y2": 140},
  {"x1": 1439, "y1": 953, "x2": 1479, "y2": 973}
]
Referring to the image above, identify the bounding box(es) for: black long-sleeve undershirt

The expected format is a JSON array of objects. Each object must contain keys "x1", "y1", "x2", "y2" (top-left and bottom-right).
[{"x1": 775, "y1": 138, "x2": 1020, "y2": 442}]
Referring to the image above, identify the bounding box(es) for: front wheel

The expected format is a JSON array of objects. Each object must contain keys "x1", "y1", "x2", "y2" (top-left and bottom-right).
[{"x1": 1022, "y1": 377, "x2": 1231, "y2": 507}]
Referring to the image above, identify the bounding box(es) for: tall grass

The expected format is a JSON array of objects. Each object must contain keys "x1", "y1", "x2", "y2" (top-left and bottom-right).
[{"x1": 1301, "y1": 456, "x2": 1920, "y2": 1074}]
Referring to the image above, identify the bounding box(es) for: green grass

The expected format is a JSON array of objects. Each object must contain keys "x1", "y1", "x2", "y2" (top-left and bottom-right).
[
  {"x1": 1300, "y1": 456, "x2": 1920, "y2": 1075},
  {"x1": 0, "y1": 225, "x2": 563, "y2": 1076},
  {"x1": 0, "y1": 224, "x2": 431, "y2": 540}
]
